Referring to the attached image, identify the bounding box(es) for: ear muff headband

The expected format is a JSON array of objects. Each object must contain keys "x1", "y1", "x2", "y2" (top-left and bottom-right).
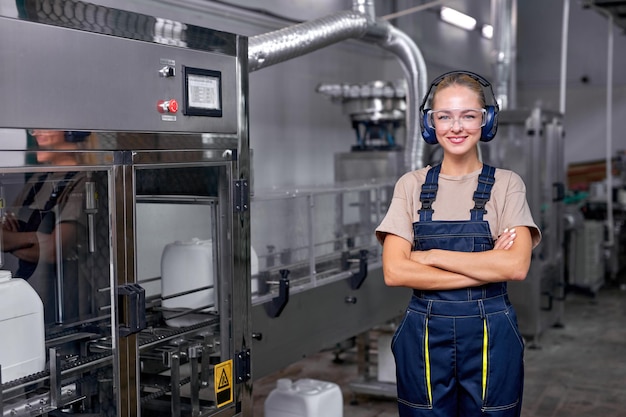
[
  {"x1": 64, "y1": 131, "x2": 90, "y2": 142},
  {"x1": 419, "y1": 70, "x2": 499, "y2": 144}
]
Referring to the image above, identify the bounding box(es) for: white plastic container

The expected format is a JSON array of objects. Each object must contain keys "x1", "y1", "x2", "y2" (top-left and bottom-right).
[
  {"x1": 377, "y1": 333, "x2": 397, "y2": 383},
  {"x1": 264, "y1": 378, "x2": 343, "y2": 417},
  {"x1": 0, "y1": 270, "x2": 45, "y2": 383},
  {"x1": 161, "y1": 238, "x2": 215, "y2": 327}
]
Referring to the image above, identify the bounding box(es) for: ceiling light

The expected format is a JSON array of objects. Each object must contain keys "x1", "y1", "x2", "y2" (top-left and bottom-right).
[
  {"x1": 440, "y1": 7, "x2": 477, "y2": 31},
  {"x1": 482, "y1": 24, "x2": 493, "y2": 39}
]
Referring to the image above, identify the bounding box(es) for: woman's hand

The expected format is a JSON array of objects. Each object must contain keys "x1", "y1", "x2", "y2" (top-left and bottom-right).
[
  {"x1": 494, "y1": 228, "x2": 516, "y2": 250},
  {"x1": 2, "y1": 212, "x2": 19, "y2": 232}
]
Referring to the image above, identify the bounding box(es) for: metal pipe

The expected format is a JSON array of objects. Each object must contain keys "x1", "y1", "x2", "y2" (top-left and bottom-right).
[
  {"x1": 353, "y1": 0, "x2": 376, "y2": 20},
  {"x1": 248, "y1": 11, "x2": 370, "y2": 72},
  {"x1": 378, "y1": 23, "x2": 428, "y2": 171},
  {"x1": 606, "y1": 15, "x2": 614, "y2": 247},
  {"x1": 583, "y1": 3, "x2": 615, "y2": 248},
  {"x1": 491, "y1": 0, "x2": 517, "y2": 110},
  {"x1": 381, "y1": 0, "x2": 444, "y2": 21},
  {"x1": 559, "y1": 0, "x2": 570, "y2": 114},
  {"x1": 248, "y1": 3, "x2": 428, "y2": 170}
]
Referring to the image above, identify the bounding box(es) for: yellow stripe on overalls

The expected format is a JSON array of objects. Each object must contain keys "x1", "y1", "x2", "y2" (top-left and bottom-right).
[
  {"x1": 425, "y1": 318, "x2": 433, "y2": 405},
  {"x1": 482, "y1": 320, "x2": 488, "y2": 400}
]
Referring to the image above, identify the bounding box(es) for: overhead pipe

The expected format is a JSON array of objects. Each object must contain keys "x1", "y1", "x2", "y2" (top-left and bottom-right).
[
  {"x1": 559, "y1": 0, "x2": 570, "y2": 115},
  {"x1": 583, "y1": 3, "x2": 615, "y2": 248},
  {"x1": 491, "y1": 0, "x2": 517, "y2": 110},
  {"x1": 248, "y1": 0, "x2": 429, "y2": 171},
  {"x1": 605, "y1": 13, "x2": 615, "y2": 247}
]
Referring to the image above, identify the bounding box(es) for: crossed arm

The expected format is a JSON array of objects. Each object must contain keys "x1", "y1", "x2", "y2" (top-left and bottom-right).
[
  {"x1": 2, "y1": 213, "x2": 78, "y2": 264},
  {"x1": 381, "y1": 226, "x2": 533, "y2": 291}
]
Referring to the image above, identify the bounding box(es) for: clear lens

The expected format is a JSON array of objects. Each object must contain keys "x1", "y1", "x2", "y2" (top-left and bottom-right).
[
  {"x1": 28, "y1": 129, "x2": 63, "y2": 136},
  {"x1": 428, "y1": 108, "x2": 486, "y2": 130}
]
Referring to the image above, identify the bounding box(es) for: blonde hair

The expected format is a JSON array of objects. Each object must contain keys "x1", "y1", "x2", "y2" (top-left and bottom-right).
[{"x1": 431, "y1": 73, "x2": 486, "y2": 109}]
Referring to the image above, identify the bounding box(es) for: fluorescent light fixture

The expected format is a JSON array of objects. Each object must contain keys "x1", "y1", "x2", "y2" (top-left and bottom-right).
[
  {"x1": 482, "y1": 24, "x2": 493, "y2": 39},
  {"x1": 440, "y1": 6, "x2": 477, "y2": 31}
]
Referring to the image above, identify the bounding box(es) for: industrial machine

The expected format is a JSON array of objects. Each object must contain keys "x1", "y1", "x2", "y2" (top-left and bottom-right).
[
  {"x1": 481, "y1": 107, "x2": 567, "y2": 346},
  {"x1": 317, "y1": 80, "x2": 408, "y2": 182},
  {"x1": 249, "y1": 173, "x2": 411, "y2": 380},
  {"x1": 0, "y1": 2, "x2": 251, "y2": 416},
  {"x1": 249, "y1": 80, "x2": 412, "y2": 381}
]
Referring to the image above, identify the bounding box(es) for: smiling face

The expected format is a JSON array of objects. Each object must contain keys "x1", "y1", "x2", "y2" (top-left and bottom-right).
[
  {"x1": 29, "y1": 130, "x2": 79, "y2": 165},
  {"x1": 30, "y1": 130, "x2": 65, "y2": 163},
  {"x1": 431, "y1": 84, "x2": 484, "y2": 159}
]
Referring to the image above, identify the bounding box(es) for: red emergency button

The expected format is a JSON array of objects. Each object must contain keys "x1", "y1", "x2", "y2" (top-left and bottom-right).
[{"x1": 157, "y1": 99, "x2": 179, "y2": 114}]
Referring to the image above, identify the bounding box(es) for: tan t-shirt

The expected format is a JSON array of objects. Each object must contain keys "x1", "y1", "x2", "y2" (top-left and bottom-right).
[{"x1": 375, "y1": 165, "x2": 541, "y2": 248}]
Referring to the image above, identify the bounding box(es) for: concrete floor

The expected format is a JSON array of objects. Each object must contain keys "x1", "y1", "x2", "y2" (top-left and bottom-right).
[{"x1": 252, "y1": 284, "x2": 626, "y2": 416}]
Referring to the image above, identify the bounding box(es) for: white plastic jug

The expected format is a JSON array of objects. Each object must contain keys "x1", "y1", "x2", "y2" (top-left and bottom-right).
[
  {"x1": 264, "y1": 378, "x2": 343, "y2": 417},
  {"x1": 161, "y1": 238, "x2": 215, "y2": 327},
  {"x1": 0, "y1": 270, "x2": 45, "y2": 383}
]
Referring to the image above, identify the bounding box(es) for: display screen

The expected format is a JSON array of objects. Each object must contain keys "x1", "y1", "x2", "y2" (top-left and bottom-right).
[{"x1": 183, "y1": 67, "x2": 222, "y2": 117}]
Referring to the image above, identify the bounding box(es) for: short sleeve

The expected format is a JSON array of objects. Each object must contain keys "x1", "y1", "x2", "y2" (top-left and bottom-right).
[
  {"x1": 497, "y1": 170, "x2": 542, "y2": 248},
  {"x1": 375, "y1": 173, "x2": 417, "y2": 246}
]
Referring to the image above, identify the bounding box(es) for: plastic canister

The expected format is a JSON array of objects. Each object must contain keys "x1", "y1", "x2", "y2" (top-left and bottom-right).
[
  {"x1": 0, "y1": 270, "x2": 45, "y2": 383},
  {"x1": 161, "y1": 238, "x2": 215, "y2": 327},
  {"x1": 264, "y1": 378, "x2": 343, "y2": 417}
]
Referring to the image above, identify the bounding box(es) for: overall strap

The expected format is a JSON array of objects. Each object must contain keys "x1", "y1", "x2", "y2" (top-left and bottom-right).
[
  {"x1": 471, "y1": 164, "x2": 496, "y2": 221},
  {"x1": 22, "y1": 172, "x2": 49, "y2": 207},
  {"x1": 23, "y1": 171, "x2": 79, "y2": 233},
  {"x1": 43, "y1": 171, "x2": 78, "y2": 212},
  {"x1": 418, "y1": 164, "x2": 441, "y2": 222}
]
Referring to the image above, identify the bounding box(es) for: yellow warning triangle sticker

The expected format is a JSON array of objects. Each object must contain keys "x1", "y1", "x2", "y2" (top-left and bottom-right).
[
  {"x1": 214, "y1": 359, "x2": 233, "y2": 407},
  {"x1": 218, "y1": 368, "x2": 229, "y2": 390}
]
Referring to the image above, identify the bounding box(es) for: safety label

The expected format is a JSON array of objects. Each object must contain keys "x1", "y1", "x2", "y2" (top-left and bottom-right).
[{"x1": 214, "y1": 359, "x2": 233, "y2": 407}]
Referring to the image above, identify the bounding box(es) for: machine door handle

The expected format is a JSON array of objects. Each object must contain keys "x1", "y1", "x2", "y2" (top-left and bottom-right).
[
  {"x1": 264, "y1": 269, "x2": 290, "y2": 318},
  {"x1": 118, "y1": 283, "x2": 147, "y2": 337},
  {"x1": 342, "y1": 250, "x2": 369, "y2": 290}
]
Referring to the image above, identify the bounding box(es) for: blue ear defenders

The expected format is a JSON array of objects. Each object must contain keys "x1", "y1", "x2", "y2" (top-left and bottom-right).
[
  {"x1": 64, "y1": 131, "x2": 90, "y2": 142},
  {"x1": 419, "y1": 70, "x2": 499, "y2": 144}
]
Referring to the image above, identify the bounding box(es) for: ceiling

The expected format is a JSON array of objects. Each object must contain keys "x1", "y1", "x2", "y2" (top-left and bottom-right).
[{"x1": 586, "y1": 0, "x2": 626, "y2": 32}]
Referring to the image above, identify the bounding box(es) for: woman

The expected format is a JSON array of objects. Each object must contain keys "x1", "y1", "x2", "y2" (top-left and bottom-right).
[
  {"x1": 2, "y1": 130, "x2": 89, "y2": 324},
  {"x1": 375, "y1": 71, "x2": 541, "y2": 417}
]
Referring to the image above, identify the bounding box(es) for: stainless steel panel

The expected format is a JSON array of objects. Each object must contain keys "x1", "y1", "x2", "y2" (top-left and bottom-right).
[
  {"x1": 249, "y1": 176, "x2": 406, "y2": 379},
  {"x1": 334, "y1": 150, "x2": 405, "y2": 183},
  {"x1": 251, "y1": 266, "x2": 411, "y2": 380}
]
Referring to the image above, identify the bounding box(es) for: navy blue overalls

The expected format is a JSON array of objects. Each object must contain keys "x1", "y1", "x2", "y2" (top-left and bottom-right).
[{"x1": 391, "y1": 164, "x2": 525, "y2": 417}]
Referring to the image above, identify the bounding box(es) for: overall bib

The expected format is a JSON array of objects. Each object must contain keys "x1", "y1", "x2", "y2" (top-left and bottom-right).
[
  {"x1": 16, "y1": 172, "x2": 78, "y2": 279},
  {"x1": 391, "y1": 164, "x2": 525, "y2": 417},
  {"x1": 15, "y1": 171, "x2": 81, "y2": 324}
]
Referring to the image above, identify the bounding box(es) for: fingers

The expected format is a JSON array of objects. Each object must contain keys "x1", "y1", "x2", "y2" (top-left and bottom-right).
[
  {"x1": 495, "y1": 227, "x2": 516, "y2": 250},
  {"x1": 2, "y1": 212, "x2": 18, "y2": 231}
]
